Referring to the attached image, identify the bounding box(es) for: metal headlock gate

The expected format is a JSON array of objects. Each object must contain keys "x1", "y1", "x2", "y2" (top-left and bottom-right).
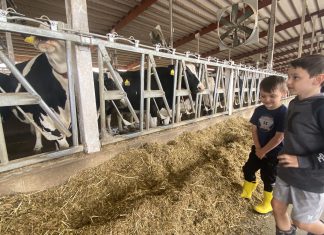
[{"x1": 0, "y1": 15, "x2": 286, "y2": 172}]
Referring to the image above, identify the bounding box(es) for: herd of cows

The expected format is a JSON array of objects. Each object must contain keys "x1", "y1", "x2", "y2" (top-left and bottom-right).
[{"x1": 0, "y1": 33, "x2": 210, "y2": 157}]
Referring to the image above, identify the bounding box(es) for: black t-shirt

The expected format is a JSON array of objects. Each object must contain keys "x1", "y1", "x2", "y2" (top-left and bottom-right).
[{"x1": 250, "y1": 104, "x2": 287, "y2": 156}]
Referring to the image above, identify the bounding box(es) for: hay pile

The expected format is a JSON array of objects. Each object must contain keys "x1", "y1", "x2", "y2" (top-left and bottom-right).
[{"x1": 0, "y1": 117, "x2": 270, "y2": 234}]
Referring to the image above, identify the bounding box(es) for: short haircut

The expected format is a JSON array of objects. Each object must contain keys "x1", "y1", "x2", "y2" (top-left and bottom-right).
[
  {"x1": 289, "y1": 54, "x2": 324, "y2": 77},
  {"x1": 260, "y1": 75, "x2": 287, "y2": 93}
]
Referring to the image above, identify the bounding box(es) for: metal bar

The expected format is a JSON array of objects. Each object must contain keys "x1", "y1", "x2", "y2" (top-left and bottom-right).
[
  {"x1": 103, "y1": 91, "x2": 126, "y2": 100},
  {"x1": 0, "y1": 114, "x2": 8, "y2": 165},
  {"x1": 213, "y1": 67, "x2": 221, "y2": 113},
  {"x1": 0, "y1": 93, "x2": 39, "y2": 106},
  {"x1": 98, "y1": 44, "x2": 139, "y2": 123},
  {"x1": 140, "y1": 53, "x2": 145, "y2": 132},
  {"x1": 171, "y1": 60, "x2": 178, "y2": 124},
  {"x1": 98, "y1": 44, "x2": 108, "y2": 139},
  {"x1": 0, "y1": 145, "x2": 83, "y2": 173},
  {"x1": 144, "y1": 90, "x2": 165, "y2": 98},
  {"x1": 0, "y1": 22, "x2": 283, "y2": 76},
  {"x1": 176, "y1": 61, "x2": 183, "y2": 123},
  {"x1": 0, "y1": 50, "x2": 71, "y2": 137},
  {"x1": 181, "y1": 60, "x2": 195, "y2": 113},
  {"x1": 227, "y1": 68, "x2": 235, "y2": 115},
  {"x1": 66, "y1": 40, "x2": 79, "y2": 146},
  {"x1": 175, "y1": 90, "x2": 190, "y2": 96},
  {"x1": 146, "y1": 56, "x2": 151, "y2": 130},
  {"x1": 148, "y1": 54, "x2": 172, "y2": 117}
]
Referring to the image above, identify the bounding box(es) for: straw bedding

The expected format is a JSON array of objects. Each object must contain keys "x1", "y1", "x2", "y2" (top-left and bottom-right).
[{"x1": 0, "y1": 117, "x2": 271, "y2": 234}]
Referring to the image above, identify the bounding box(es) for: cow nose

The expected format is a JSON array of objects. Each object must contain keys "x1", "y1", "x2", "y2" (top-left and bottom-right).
[{"x1": 197, "y1": 83, "x2": 205, "y2": 91}]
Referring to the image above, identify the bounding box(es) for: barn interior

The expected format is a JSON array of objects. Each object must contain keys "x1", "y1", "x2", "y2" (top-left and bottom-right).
[
  {"x1": 1, "y1": 0, "x2": 323, "y2": 71},
  {"x1": 0, "y1": 1, "x2": 323, "y2": 233},
  {"x1": 0, "y1": 0, "x2": 322, "y2": 182}
]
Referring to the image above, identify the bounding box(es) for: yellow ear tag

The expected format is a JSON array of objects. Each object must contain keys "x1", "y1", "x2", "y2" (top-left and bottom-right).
[
  {"x1": 124, "y1": 79, "x2": 130, "y2": 86},
  {"x1": 24, "y1": 36, "x2": 36, "y2": 45},
  {"x1": 170, "y1": 69, "x2": 174, "y2": 76}
]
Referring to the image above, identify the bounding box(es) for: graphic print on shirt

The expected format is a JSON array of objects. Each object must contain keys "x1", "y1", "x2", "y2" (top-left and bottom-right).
[{"x1": 259, "y1": 115, "x2": 274, "y2": 132}]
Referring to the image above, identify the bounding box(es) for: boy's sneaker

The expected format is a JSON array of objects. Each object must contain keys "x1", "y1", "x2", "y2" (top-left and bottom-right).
[{"x1": 276, "y1": 225, "x2": 297, "y2": 235}]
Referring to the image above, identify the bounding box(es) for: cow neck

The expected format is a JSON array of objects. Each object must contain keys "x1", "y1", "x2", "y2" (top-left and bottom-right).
[
  {"x1": 53, "y1": 68, "x2": 68, "y2": 79},
  {"x1": 44, "y1": 46, "x2": 68, "y2": 79}
]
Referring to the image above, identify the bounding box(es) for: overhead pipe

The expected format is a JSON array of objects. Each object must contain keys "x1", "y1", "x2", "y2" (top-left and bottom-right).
[
  {"x1": 297, "y1": 0, "x2": 307, "y2": 58},
  {"x1": 266, "y1": 0, "x2": 277, "y2": 70},
  {"x1": 310, "y1": 15, "x2": 316, "y2": 55},
  {"x1": 169, "y1": 0, "x2": 173, "y2": 48}
]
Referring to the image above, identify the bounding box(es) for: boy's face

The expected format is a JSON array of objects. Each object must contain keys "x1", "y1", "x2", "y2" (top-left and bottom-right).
[
  {"x1": 260, "y1": 88, "x2": 284, "y2": 110},
  {"x1": 287, "y1": 67, "x2": 324, "y2": 99}
]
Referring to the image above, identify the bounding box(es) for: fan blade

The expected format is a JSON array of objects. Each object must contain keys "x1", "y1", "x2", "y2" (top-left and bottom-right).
[
  {"x1": 237, "y1": 8, "x2": 254, "y2": 24},
  {"x1": 220, "y1": 27, "x2": 235, "y2": 40},
  {"x1": 233, "y1": 30, "x2": 240, "y2": 47},
  {"x1": 231, "y1": 3, "x2": 238, "y2": 23},
  {"x1": 238, "y1": 25, "x2": 253, "y2": 36},
  {"x1": 219, "y1": 17, "x2": 234, "y2": 27}
]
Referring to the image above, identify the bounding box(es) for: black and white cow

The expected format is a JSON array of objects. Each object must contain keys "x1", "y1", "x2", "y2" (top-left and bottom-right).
[
  {"x1": 0, "y1": 51, "x2": 71, "y2": 151},
  {"x1": 0, "y1": 36, "x2": 122, "y2": 152},
  {"x1": 120, "y1": 64, "x2": 204, "y2": 127},
  {"x1": 0, "y1": 73, "x2": 16, "y2": 121}
]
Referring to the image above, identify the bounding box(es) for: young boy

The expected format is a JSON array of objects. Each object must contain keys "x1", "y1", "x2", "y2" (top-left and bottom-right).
[
  {"x1": 272, "y1": 54, "x2": 324, "y2": 235},
  {"x1": 241, "y1": 76, "x2": 288, "y2": 214}
]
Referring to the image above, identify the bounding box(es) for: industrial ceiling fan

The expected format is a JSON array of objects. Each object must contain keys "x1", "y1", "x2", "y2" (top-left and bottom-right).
[{"x1": 217, "y1": 0, "x2": 259, "y2": 50}]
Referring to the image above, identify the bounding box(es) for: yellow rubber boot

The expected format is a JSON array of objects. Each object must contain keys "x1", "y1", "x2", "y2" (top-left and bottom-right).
[
  {"x1": 254, "y1": 191, "x2": 273, "y2": 214},
  {"x1": 240, "y1": 181, "x2": 257, "y2": 199}
]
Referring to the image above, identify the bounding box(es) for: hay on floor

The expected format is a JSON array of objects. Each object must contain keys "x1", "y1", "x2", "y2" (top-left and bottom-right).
[{"x1": 0, "y1": 117, "x2": 269, "y2": 235}]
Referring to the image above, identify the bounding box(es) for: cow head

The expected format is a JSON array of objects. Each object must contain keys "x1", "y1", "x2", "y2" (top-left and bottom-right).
[
  {"x1": 24, "y1": 22, "x2": 67, "y2": 75},
  {"x1": 185, "y1": 64, "x2": 205, "y2": 93}
]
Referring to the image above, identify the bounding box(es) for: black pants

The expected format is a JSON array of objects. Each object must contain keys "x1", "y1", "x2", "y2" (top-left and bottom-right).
[{"x1": 242, "y1": 145, "x2": 279, "y2": 192}]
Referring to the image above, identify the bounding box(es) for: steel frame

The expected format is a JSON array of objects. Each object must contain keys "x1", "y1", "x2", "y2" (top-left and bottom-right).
[{"x1": 0, "y1": 18, "x2": 286, "y2": 172}]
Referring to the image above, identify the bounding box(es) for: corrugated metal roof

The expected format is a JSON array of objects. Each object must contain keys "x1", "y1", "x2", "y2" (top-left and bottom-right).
[{"x1": 1, "y1": 0, "x2": 323, "y2": 72}]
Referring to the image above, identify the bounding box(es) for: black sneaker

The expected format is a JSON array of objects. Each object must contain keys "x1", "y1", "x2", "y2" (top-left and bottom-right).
[{"x1": 276, "y1": 225, "x2": 297, "y2": 235}]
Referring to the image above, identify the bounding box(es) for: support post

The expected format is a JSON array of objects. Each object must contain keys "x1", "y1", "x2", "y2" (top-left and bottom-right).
[{"x1": 65, "y1": 0, "x2": 100, "y2": 153}]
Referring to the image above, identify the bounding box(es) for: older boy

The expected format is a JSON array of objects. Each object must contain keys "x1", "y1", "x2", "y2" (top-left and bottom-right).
[{"x1": 272, "y1": 54, "x2": 324, "y2": 235}]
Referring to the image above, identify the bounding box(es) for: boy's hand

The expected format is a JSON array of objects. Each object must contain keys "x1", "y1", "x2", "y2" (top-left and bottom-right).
[
  {"x1": 278, "y1": 154, "x2": 299, "y2": 167},
  {"x1": 255, "y1": 148, "x2": 266, "y2": 159}
]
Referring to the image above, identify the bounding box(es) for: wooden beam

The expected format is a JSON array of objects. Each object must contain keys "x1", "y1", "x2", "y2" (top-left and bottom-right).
[{"x1": 111, "y1": 0, "x2": 158, "y2": 32}]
